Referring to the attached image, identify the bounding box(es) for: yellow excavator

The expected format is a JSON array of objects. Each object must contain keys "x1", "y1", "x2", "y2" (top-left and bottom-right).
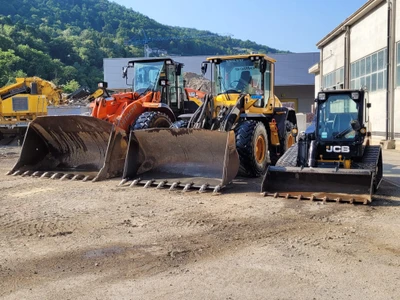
[
  {"x1": 0, "y1": 77, "x2": 62, "y2": 137},
  {"x1": 119, "y1": 54, "x2": 298, "y2": 192}
]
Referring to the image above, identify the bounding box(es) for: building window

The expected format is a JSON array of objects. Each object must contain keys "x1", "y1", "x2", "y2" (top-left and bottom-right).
[
  {"x1": 397, "y1": 42, "x2": 400, "y2": 87},
  {"x1": 323, "y1": 67, "x2": 344, "y2": 90},
  {"x1": 351, "y1": 48, "x2": 387, "y2": 91}
]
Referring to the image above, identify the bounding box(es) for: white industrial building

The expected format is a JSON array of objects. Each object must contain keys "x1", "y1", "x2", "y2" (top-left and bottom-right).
[
  {"x1": 103, "y1": 52, "x2": 319, "y2": 114},
  {"x1": 309, "y1": 0, "x2": 399, "y2": 147}
]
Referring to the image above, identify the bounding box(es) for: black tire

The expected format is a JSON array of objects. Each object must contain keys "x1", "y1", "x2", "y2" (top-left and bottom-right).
[
  {"x1": 170, "y1": 119, "x2": 189, "y2": 129},
  {"x1": 270, "y1": 121, "x2": 296, "y2": 166},
  {"x1": 235, "y1": 120, "x2": 269, "y2": 177},
  {"x1": 132, "y1": 111, "x2": 172, "y2": 130},
  {"x1": 275, "y1": 143, "x2": 298, "y2": 167}
]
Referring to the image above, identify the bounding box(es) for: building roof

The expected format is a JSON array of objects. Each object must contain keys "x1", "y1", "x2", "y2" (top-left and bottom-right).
[
  {"x1": 316, "y1": 0, "x2": 385, "y2": 48},
  {"x1": 104, "y1": 52, "x2": 319, "y2": 89}
]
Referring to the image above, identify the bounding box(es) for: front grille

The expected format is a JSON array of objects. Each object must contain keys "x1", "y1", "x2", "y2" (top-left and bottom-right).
[{"x1": 12, "y1": 97, "x2": 29, "y2": 111}]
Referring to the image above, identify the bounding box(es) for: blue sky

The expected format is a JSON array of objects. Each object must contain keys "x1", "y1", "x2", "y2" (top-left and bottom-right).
[{"x1": 113, "y1": 0, "x2": 367, "y2": 53}]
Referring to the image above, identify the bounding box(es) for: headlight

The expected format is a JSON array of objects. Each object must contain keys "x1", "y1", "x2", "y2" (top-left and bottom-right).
[
  {"x1": 351, "y1": 92, "x2": 360, "y2": 100},
  {"x1": 98, "y1": 82, "x2": 108, "y2": 88},
  {"x1": 360, "y1": 127, "x2": 367, "y2": 134},
  {"x1": 318, "y1": 93, "x2": 326, "y2": 101}
]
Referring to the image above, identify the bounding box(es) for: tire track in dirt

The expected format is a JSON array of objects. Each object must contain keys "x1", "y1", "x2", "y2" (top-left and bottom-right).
[{"x1": 0, "y1": 206, "x2": 344, "y2": 298}]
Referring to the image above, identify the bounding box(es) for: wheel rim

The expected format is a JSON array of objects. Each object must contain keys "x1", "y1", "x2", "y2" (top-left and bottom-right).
[{"x1": 255, "y1": 135, "x2": 266, "y2": 164}]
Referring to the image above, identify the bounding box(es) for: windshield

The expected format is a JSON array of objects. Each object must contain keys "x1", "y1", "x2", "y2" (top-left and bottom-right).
[
  {"x1": 317, "y1": 94, "x2": 359, "y2": 140},
  {"x1": 133, "y1": 61, "x2": 164, "y2": 93},
  {"x1": 214, "y1": 59, "x2": 263, "y2": 95}
]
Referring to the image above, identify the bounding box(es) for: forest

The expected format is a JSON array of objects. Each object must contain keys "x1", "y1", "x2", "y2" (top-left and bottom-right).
[{"x1": 0, "y1": 0, "x2": 287, "y2": 90}]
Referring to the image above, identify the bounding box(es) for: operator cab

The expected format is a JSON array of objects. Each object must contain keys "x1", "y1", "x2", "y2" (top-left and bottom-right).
[
  {"x1": 203, "y1": 55, "x2": 274, "y2": 109},
  {"x1": 314, "y1": 90, "x2": 369, "y2": 161}
]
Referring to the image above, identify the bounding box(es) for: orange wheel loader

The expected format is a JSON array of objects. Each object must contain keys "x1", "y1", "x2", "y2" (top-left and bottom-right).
[{"x1": 7, "y1": 58, "x2": 203, "y2": 182}]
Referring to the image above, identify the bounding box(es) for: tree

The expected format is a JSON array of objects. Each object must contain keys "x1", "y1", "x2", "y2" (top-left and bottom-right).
[{"x1": 63, "y1": 79, "x2": 80, "y2": 93}]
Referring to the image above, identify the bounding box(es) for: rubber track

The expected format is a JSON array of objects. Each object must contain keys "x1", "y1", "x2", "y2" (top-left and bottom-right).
[
  {"x1": 352, "y1": 145, "x2": 381, "y2": 170},
  {"x1": 275, "y1": 143, "x2": 298, "y2": 167}
]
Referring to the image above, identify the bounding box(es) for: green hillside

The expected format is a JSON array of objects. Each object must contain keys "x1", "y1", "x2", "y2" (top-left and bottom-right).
[{"x1": 0, "y1": 0, "x2": 287, "y2": 89}]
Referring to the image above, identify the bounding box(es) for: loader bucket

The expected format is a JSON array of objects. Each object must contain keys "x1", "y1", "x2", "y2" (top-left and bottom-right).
[
  {"x1": 120, "y1": 128, "x2": 239, "y2": 193},
  {"x1": 261, "y1": 166, "x2": 375, "y2": 204},
  {"x1": 8, "y1": 116, "x2": 127, "y2": 181}
]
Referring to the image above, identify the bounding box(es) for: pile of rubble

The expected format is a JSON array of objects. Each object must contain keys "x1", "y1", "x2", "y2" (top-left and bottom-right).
[{"x1": 183, "y1": 72, "x2": 211, "y2": 94}]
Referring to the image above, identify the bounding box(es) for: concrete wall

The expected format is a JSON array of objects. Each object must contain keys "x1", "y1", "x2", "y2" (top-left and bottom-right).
[
  {"x1": 350, "y1": 3, "x2": 388, "y2": 61},
  {"x1": 316, "y1": 0, "x2": 400, "y2": 140},
  {"x1": 321, "y1": 34, "x2": 345, "y2": 75},
  {"x1": 275, "y1": 85, "x2": 315, "y2": 113},
  {"x1": 367, "y1": 90, "x2": 388, "y2": 135},
  {"x1": 314, "y1": 73, "x2": 321, "y2": 97},
  {"x1": 349, "y1": 1, "x2": 395, "y2": 138}
]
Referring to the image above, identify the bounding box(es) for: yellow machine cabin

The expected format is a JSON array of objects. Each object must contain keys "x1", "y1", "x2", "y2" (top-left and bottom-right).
[{"x1": 0, "y1": 77, "x2": 62, "y2": 133}]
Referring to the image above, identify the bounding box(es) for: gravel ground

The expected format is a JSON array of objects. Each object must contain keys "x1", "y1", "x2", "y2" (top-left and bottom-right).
[{"x1": 0, "y1": 146, "x2": 399, "y2": 300}]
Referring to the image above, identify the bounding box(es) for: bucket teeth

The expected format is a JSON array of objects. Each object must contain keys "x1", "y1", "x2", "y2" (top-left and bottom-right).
[
  {"x1": 212, "y1": 185, "x2": 222, "y2": 194},
  {"x1": 41, "y1": 172, "x2": 53, "y2": 178},
  {"x1": 6, "y1": 170, "x2": 12, "y2": 175},
  {"x1": 60, "y1": 174, "x2": 71, "y2": 181},
  {"x1": 12, "y1": 170, "x2": 22, "y2": 176},
  {"x1": 32, "y1": 171, "x2": 43, "y2": 177},
  {"x1": 50, "y1": 173, "x2": 62, "y2": 180},
  {"x1": 144, "y1": 180, "x2": 155, "y2": 188},
  {"x1": 199, "y1": 184, "x2": 209, "y2": 193},
  {"x1": 130, "y1": 179, "x2": 141, "y2": 187},
  {"x1": 169, "y1": 182, "x2": 180, "y2": 191},
  {"x1": 183, "y1": 183, "x2": 193, "y2": 192},
  {"x1": 82, "y1": 176, "x2": 91, "y2": 182},
  {"x1": 71, "y1": 174, "x2": 84, "y2": 181},
  {"x1": 22, "y1": 171, "x2": 33, "y2": 177},
  {"x1": 156, "y1": 181, "x2": 167, "y2": 189},
  {"x1": 118, "y1": 179, "x2": 128, "y2": 187}
]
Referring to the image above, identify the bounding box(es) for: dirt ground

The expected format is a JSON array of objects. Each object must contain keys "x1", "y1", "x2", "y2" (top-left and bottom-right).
[{"x1": 0, "y1": 146, "x2": 399, "y2": 300}]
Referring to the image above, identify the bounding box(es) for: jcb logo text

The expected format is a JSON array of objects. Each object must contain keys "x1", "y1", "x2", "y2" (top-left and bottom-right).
[{"x1": 326, "y1": 145, "x2": 350, "y2": 153}]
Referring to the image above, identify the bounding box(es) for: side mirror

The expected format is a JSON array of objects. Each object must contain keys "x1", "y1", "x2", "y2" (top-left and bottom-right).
[
  {"x1": 201, "y1": 62, "x2": 208, "y2": 75},
  {"x1": 98, "y1": 81, "x2": 108, "y2": 89},
  {"x1": 176, "y1": 64, "x2": 182, "y2": 76},
  {"x1": 351, "y1": 119, "x2": 362, "y2": 131},
  {"x1": 122, "y1": 67, "x2": 128, "y2": 79},
  {"x1": 259, "y1": 60, "x2": 267, "y2": 73}
]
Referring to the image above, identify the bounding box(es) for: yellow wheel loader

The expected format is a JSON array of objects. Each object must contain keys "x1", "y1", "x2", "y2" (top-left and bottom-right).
[
  {"x1": 0, "y1": 77, "x2": 62, "y2": 138},
  {"x1": 119, "y1": 54, "x2": 298, "y2": 192},
  {"x1": 262, "y1": 89, "x2": 383, "y2": 204},
  {"x1": 8, "y1": 58, "x2": 202, "y2": 182}
]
